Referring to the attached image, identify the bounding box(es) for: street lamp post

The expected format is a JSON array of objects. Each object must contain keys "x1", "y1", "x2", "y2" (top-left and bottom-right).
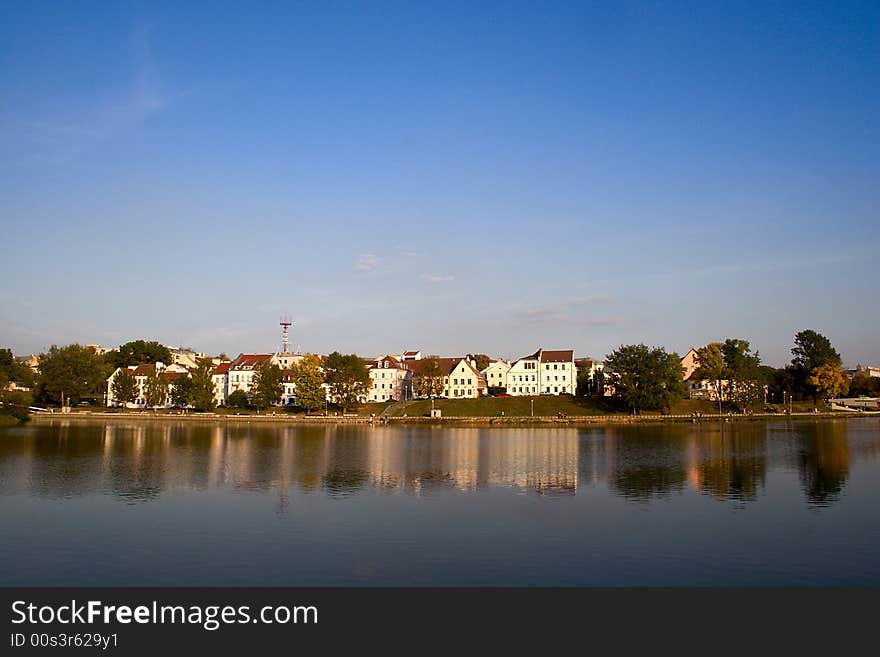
[{"x1": 530, "y1": 397, "x2": 534, "y2": 417}]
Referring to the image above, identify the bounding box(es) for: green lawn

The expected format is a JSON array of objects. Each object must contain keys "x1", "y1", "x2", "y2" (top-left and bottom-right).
[{"x1": 381, "y1": 395, "x2": 620, "y2": 418}]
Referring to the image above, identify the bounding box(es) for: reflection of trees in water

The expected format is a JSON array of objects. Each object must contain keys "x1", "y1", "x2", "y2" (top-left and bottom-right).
[
  {"x1": 690, "y1": 424, "x2": 767, "y2": 503},
  {"x1": 797, "y1": 421, "x2": 850, "y2": 508},
  {"x1": 607, "y1": 426, "x2": 689, "y2": 501}
]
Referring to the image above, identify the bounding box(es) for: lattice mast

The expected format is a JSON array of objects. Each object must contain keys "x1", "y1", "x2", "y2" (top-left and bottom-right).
[{"x1": 279, "y1": 316, "x2": 293, "y2": 354}]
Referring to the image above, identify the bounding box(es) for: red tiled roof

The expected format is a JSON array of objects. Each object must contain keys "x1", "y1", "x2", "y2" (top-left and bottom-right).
[
  {"x1": 541, "y1": 349, "x2": 574, "y2": 363},
  {"x1": 162, "y1": 371, "x2": 189, "y2": 382},
  {"x1": 512, "y1": 349, "x2": 574, "y2": 364},
  {"x1": 369, "y1": 355, "x2": 403, "y2": 369},
  {"x1": 213, "y1": 362, "x2": 231, "y2": 375},
  {"x1": 131, "y1": 364, "x2": 156, "y2": 377},
  {"x1": 230, "y1": 354, "x2": 273, "y2": 369}
]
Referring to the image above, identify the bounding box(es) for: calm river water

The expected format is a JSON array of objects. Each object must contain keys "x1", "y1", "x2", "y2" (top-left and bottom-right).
[{"x1": 1, "y1": 418, "x2": 879, "y2": 586}]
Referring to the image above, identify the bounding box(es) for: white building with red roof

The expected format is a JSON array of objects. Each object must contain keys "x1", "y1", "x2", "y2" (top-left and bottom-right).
[
  {"x1": 363, "y1": 355, "x2": 413, "y2": 403},
  {"x1": 212, "y1": 361, "x2": 231, "y2": 406},
  {"x1": 506, "y1": 348, "x2": 575, "y2": 396},
  {"x1": 226, "y1": 353, "x2": 274, "y2": 398}
]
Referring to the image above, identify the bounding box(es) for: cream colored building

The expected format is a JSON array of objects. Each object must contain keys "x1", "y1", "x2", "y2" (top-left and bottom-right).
[
  {"x1": 440, "y1": 357, "x2": 486, "y2": 398},
  {"x1": 482, "y1": 359, "x2": 511, "y2": 391}
]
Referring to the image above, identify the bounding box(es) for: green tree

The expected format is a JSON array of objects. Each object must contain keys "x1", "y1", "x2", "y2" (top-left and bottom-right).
[
  {"x1": 37, "y1": 344, "x2": 108, "y2": 405},
  {"x1": 466, "y1": 354, "x2": 491, "y2": 372},
  {"x1": 721, "y1": 339, "x2": 764, "y2": 411},
  {"x1": 110, "y1": 368, "x2": 138, "y2": 407},
  {"x1": 169, "y1": 376, "x2": 194, "y2": 408},
  {"x1": 290, "y1": 354, "x2": 326, "y2": 412},
  {"x1": 0, "y1": 349, "x2": 35, "y2": 388},
  {"x1": 251, "y1": 360, "x2": 284, "y2": 411},
  {"x1": 576, "y1": 365, "x2": 591, "y2": 396},
  {"x1": 323, "y1": 352, "x2": 371, "y2": 411},
  {"x1": 0, "y1": 349, "x2": 13, "y2": 380},
  {"x1": 791, "y1": 330, "x2": 841, "y2": 404},
  {"x1": 144, "y1": 371, "x2": 169, "y2": 408},
  {"x1": 190, "y1": 361, "x2": 216, "y2": 411},
  {"x1": 226, "y1": 389, "x2": 250, "y2": 409},
  {"x1": 593, "y1": 368, "x2": 606, "y2": 396},
  {"x1": 604, "y1": 344, "x2": 685, "y2": 413},
  {"x1": 693, "y1": 342, "x2": 725, "y2": 413},
  {"x1": 791, "y1": 330, "x2": 841, "y2": 372},
  {"x1": 411, "y1": 357, "x2": 446, "y2": 399},
  {"x1": 108, "y1": 340, "x2": 173, "y2": 369}
]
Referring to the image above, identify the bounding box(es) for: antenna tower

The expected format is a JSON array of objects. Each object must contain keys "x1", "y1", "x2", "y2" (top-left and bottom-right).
[{"x1": 279, "y1": 316, "x2": 293, "y2": 354}]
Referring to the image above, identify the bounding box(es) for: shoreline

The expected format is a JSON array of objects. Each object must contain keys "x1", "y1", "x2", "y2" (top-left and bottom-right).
[{"x1": 23, "y1": 409, "x2": 880, "y2": 427}]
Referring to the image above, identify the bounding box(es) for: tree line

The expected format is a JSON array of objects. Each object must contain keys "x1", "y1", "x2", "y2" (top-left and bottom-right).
[{"x1": 596, "y1": 329, "x2": 859, "y2": 414}]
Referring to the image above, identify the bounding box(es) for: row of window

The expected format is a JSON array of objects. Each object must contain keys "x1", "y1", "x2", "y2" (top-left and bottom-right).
[{"x1": 510, "y1": 386, "x2": 569, "y2": 394}]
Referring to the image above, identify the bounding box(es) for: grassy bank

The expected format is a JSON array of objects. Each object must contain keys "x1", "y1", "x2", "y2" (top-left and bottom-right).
[
  {"x1": 0, "y1": 414, "x2": 25, "y2": 427},
  {"x1": 374, "y1": 396, "x2": 618, "y2": 418}
]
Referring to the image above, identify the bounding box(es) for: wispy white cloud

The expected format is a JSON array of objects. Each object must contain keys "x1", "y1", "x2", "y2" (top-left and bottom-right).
[
  {"x1": 354, "y1": 254, "x2": 381, "y2": 271},
  {"x1": 420, "y1": 274, "x2": 455, "y2": 283}
]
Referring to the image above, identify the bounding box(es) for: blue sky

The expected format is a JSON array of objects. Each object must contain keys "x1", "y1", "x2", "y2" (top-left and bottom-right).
[{"x1": 1, "y1": 1, "x2": 877, "y2": 366}]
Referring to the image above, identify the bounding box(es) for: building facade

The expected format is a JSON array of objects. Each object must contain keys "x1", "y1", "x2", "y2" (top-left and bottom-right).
[
  {"x1": 227, "y1": 353, "x2": 273, "y2": 397},
  {"x1": 364, "y1": 355, "x2": 413, "y2": 403},
  {"x1": 482, "y1": 359, "x2": 511, "y2": 392},
  {"x1": 506, "y1": 349, "x2": 575, "y2": 396}
]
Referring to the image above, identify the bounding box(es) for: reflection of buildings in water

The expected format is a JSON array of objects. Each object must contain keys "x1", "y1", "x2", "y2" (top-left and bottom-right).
[
  {"x1": 364, "y1": 427, "x2": 579, "y2": 495},
  {"x1": 484, "y1": 429, "x2": 578, "y2": 495}
]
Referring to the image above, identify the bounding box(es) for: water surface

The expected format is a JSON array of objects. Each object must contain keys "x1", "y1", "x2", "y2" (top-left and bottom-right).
[{"x1": 1, "y1": 418, "x2": 879, "y2": 585}]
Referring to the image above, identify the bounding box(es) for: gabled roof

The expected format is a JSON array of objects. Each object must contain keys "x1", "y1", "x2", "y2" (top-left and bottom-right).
[{"x1": 213, "y1": 362, "x2": 231, "y2": 375}]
